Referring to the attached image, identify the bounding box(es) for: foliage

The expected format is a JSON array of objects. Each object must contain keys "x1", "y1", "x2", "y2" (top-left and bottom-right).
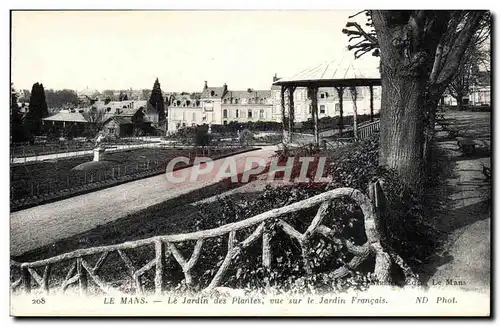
[
  {"x1": 44, "y1": 89, "x2": 79, "y2": 109},
  {"x1": 210, "y1": 121, "x2": 282, "y2": 133},
  {"x1": 118, "y1": 91, "x2": 129, "y2": 101},
  {"x1": 327, "y1": 134, "x2": 442, "y2": 268},
  {"x1": 10, "y1": 84, "x2": 28, "y2": 142},
  {"x1": 299, "y1": 114, "x2": 379, "y2": 133},
  {"x1": 149, "y1": 78, "x2": 166, "y2": 122}
]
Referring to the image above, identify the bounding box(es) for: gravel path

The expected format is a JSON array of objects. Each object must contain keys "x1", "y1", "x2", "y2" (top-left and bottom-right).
[
  {"x1": 10, "y1": 146, "x2": 278, "y2": 256},
  {"x1": 426, "y1": 111, "x2": 491, "y2": 293}
]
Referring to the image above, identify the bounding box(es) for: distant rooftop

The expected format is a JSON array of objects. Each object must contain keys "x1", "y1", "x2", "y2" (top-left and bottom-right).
[{"x1": 43, "y1": 110, "x2": 88, "y2": 123}]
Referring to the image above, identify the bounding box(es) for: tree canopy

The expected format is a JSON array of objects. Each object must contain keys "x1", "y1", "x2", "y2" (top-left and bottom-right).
[
  {"x1": 45, "y1": 89, "x2": 79, "y2": 109},
  {"x1": 25, "y1": 82, "x2": 49, "y2": 136},
  {"x1": 149, "y1": 78, "x2": 166, "y2": 122}
]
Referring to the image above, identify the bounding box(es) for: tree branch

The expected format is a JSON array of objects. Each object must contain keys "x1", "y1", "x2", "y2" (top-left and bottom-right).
[{"x1": 436, "y1": 11, "x2": 487, "y2": 85}]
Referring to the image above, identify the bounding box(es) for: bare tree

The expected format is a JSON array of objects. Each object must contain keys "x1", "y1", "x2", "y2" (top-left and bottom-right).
[
  {"x1": 343, "y1": 10, "x2": 490, "y2": 190},
  {"x1": 447, "y1": 43, "x2": 490, "y2": 109},
  {"x1": 82, "y1": 106, "x2": 106, "y2": 130}
]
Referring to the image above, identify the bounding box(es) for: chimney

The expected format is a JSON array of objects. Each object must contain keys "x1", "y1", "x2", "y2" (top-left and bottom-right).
[
  {"x1": 204, "y1": 81, "x2": 208, "y2": 89},
  {"x1": 273, "y1": 73, "x2": 278, "y2": 82},
  {"x1": 223, "y1": 83, "x2": 228, "y2": 94}
]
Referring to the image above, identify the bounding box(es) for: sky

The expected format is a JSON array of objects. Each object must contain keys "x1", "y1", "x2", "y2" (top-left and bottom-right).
[{"x1": 11, "y1": 10, "x2": 380, "y2": 93}]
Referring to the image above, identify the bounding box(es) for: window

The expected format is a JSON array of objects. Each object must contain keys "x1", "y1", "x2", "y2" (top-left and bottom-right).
[
  {"x1": 259, "y1": 109, "x2": 265, "y2": 119},
  {"x1": 235, "y1": 109, "x2": 239, "y2": 118},
  {"x1": 223, "y1": 109, "x2": 228, "y2": 119},
  {"x1": 320, "y1": 105, "x2": 326, "y2": 114},
  {"x1": 223, "y1": 120, "x2": 228, "y2": 125},
  {"x1": 210, "y1": 90, "x2": 215, "y2": 96},
  {"x1": 108, "y1": 128, "x2": 115, "y2": 134},
  {"x1": 335, "y1": 103, "x2": 340, "y2": 114},
  {"x1": 234, "y1": 99, "x2": 239, "y2": 104},
  {"x1": 247, "y1": 109, "x2": 253, "y2": 119},
  {"x1": 320, "y1": 93, "x2": 325, "y2": 99},
  {"x1": 192, "y1": 112, "x2": 196, "y2": 121},
  {"x1": 309, "y1": 105, "x2": 312, "y2": 114}
]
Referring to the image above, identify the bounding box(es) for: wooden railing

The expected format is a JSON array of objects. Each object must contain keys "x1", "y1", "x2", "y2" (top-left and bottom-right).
[
  {"x1": 10, "y1": 182, "x2": 418, "y2": 296},
  {"x1": 357, "y1": 119, "x2": 380, "y2": 140}
]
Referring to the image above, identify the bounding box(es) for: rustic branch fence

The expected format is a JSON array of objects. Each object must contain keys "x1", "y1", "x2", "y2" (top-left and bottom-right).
[{"x1": 11, "y1": 181, "x2": 419, "y2": 296}]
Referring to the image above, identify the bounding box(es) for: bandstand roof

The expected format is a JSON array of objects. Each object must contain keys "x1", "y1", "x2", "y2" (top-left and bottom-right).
[{"x1": 273, "y1": 54, "x2": 381, "y2": 88}]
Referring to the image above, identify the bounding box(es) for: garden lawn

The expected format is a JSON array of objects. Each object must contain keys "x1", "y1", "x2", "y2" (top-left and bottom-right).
[{"x1": 10, "y1": 146, "x2": 245, "y2": 211}]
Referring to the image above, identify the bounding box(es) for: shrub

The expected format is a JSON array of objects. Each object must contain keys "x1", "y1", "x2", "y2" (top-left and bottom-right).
[{"x1": 194, "y1": 125, "x2": 212, "y2": 147}]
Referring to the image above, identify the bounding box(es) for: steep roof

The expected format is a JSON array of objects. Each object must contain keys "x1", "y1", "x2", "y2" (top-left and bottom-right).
[{"x1": 43, "y1": 110, "x2": 89, "y2": 123}]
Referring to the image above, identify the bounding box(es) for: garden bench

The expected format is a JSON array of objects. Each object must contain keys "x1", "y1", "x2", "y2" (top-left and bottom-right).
[{"x1": 457, "y1": 137, "x2": 476, "y2": 156}]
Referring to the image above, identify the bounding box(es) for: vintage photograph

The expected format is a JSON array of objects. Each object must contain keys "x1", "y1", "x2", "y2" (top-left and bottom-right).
[{"x1": 9, "y1": 10, "x2": 491, "y2": 317}]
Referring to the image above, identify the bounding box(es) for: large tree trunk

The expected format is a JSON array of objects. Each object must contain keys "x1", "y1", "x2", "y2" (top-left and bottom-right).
[
  {"x1": 456, "y1": 92, "x2": 464, "y2": 110},
  {"x1": 379, "y1": 71, "x2": 426, "y2": 190},
  {"x1": 373, "y1": 11, "x2": 431, "y2": 191}
]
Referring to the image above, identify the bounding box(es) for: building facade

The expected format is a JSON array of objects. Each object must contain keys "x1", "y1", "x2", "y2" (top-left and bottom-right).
[
  {"x1": 167, "y1": 78, "x2": 382, "y2": 133},
  {"x1": 167, "y1": 81, "x2": 273, "y2": 132}
]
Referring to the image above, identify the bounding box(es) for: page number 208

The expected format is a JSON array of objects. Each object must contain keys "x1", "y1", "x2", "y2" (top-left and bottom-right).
[{"x1": 32, "y1": 298, "x2": 46, "y2": 304}]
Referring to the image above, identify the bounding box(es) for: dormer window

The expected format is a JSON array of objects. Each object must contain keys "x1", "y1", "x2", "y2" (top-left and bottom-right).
[
  {"x1": 211, "y1": 91, "x2": 215, "y2": 96},
  {"x1": 234, "y1": 99, "x2": 239, "y2": 104}
]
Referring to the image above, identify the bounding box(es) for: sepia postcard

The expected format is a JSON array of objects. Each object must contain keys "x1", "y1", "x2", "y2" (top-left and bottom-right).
[{"x1": 9, "y1": 9, "x2": 492, "y2": 317}]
